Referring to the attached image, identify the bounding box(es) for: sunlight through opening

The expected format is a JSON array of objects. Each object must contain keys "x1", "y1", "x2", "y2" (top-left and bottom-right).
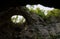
[
  {"x1": 26, "y1": 4, "x2": 54, "y2": 15},
  {"x1": 11, "y1": 15, "x2": 26, "y2": 24}
]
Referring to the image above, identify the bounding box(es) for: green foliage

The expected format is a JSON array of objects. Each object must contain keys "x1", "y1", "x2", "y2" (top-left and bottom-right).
[
  {"x1": 45, "y1": 9, "x2": 60, "y2": 23},
  {"x1": 27, "y1": 7, "x2": 45, "y2": 19},
  {"x1": 26, "y1": 5, "x2": 60, "y2": 20},
  {"x1": 36, "y1": 8, "x2": 45, "y2": 16},
  {"x1": 46, "y1": 9, "x2": 60, "y2": 18}
]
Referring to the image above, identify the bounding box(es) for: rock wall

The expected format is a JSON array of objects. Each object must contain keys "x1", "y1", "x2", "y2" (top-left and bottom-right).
[{"x1": 0, "y1": 6, "x2": 60, "y2": 39}]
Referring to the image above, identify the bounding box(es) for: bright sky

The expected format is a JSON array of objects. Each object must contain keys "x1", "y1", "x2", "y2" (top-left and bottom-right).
[
  {"x1": 26, "y1": 4, "x2": 54, "y2": 15},
  {"x1": 11, "y1": 15, "x2": 26, "y2": 24}
]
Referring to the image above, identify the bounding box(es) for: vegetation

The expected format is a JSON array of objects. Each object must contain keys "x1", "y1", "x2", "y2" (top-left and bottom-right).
[
  {"x1": 26, "y1": 5, "x2": 60, "y2": 25},
  {"x1": 46, "y1": 9, "x2": 60, "y2": 18},
  {"x1": 0, "y1": 6, "x2": 60, "y2": 39}
]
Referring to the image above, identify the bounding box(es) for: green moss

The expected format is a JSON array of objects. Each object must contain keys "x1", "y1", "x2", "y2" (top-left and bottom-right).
[{"x1": 46, "y1": 9, "x2": 60, "y2": 18}]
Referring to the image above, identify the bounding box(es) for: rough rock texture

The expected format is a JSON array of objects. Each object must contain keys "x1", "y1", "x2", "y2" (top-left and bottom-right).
[{"x1": 0, "y1": 6, "x2": 60, "y2": 39}]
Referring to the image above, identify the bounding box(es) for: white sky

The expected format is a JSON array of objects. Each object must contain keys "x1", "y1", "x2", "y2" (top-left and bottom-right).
[
  {"x1": 11, "y1": 15, "x2": 26, "y2": 24},
  {"x1": 26, "y1": 4, "x2": 54, "y2": 15}
]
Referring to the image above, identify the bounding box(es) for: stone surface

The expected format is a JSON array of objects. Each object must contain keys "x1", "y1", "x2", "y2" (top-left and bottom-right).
[{"x1": 0, "y1": 6, "x2": 60, "y2": 39}]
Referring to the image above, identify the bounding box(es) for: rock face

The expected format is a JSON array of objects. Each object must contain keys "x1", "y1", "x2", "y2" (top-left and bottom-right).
[{"x1": 0, "y1": 6, "x2": 60, "y2": 39}]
